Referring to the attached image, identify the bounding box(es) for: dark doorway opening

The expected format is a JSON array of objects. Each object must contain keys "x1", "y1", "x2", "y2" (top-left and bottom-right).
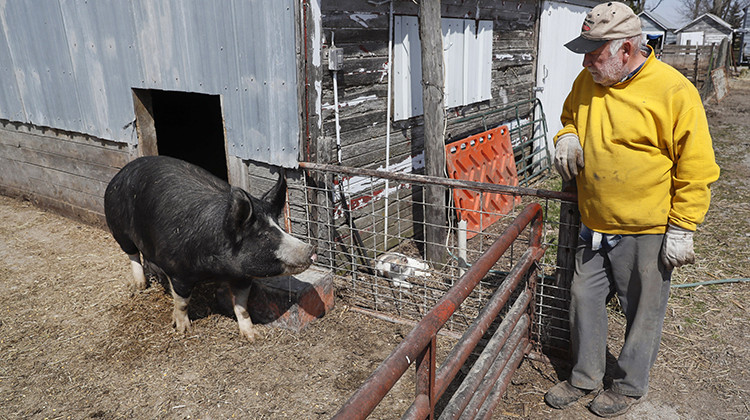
[{"x1": 134, "y1": 89, "x2": 228, "y2": 181}]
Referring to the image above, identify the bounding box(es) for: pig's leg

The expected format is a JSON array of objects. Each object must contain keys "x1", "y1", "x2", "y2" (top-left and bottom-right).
[
  {"x1": 127, "y1": 253, "x2": 148, "y2": 291},
  {"x1": 167, "y1": 277, "x2": 192, "y2": 334},
  {"x1": 229, "y1": 283, "x2": 259, "y2": 342}
]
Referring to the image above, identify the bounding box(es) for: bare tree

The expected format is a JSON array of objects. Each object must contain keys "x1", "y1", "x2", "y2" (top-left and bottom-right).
[
  {"x1": 677, "y1": 0, "x2": 749, "y2": 26},
  {"x1": 623, "y1": 0, "x2": 648, "y2": 13}
]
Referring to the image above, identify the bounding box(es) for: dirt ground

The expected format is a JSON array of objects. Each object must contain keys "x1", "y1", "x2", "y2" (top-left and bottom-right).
[{"x1": 2, "y1": 76, "x2": 749, "y2": 420}]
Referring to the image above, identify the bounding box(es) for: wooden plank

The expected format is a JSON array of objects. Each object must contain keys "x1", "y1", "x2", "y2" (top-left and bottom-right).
[
  {"x1": 0, "y1": 182, "x2": 106, "y2": 226},
  {"x1": 341, "y1": 150, "x2": 413, "y2": 176},
  {"x1": 328, "y1": 41, "x2": 389, "y2": 58},
  {"x1": 346, "y1": 190, "x2": 416, "y2": 228},
  {"x1": 321, "y1": 98, "x2": 389, "y2": 135},
  {"x1": 0, "y1": 121, "x2": 130, "y2": 224},
  {"x1": 711, "y1": 67, "x2": 728, "y2": 101},
  {"x1": 0, "y1": 152, "x2": 109, "y2": 202},
  {"x1": 325, "y1": 60, "x2": 390, "y2": 88},
  {"x1": 132, "y1": 89, "x2": 158, "y2": 157},
  {"x1": 340, "y1": 140, "x2": 411, "y2": 169},
  {"x1": 0, "y1": 142, "x2": 121, "y2": 185},
  {"x1": 322, "y1": 10, "x2": 389, "y2": 29},
  {"x1": 0, "y1": 123, "x2": 129, "y2": 168},
  {"x1": 0, "y1": 156, "x2": 106, "y2": 223}
]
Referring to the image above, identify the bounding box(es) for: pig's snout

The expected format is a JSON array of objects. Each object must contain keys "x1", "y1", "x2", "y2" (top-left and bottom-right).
[
  {"x1": 275, "y1": 233, "x2": 317, "y2": 275},
  {"x1": 299, "y1": 243, "x2": 317, "y2": 267}
]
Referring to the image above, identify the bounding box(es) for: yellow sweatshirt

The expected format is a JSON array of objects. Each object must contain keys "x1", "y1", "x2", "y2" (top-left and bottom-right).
[{"x1": 555, "y1": 48, "x2": 719, "y2": 234}]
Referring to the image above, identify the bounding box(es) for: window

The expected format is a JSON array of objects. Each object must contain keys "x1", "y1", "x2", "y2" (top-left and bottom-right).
[{"x1": 393, "y1": 16, "x2": 493, "y2": 121}]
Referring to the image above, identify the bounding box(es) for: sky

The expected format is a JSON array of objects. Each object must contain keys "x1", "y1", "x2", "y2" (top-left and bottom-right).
[{"x1": 646, "y1": 0, "x2": 692, "y2": 28}]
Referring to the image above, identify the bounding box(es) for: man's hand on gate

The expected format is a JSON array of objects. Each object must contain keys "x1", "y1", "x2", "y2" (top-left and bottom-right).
[{"x1": 554, "y1": 133, "x2": 584, "y2": 181}]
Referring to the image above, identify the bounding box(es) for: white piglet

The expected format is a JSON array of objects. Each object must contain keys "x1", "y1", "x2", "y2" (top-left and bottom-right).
[{"x1": 374, "y1": 252, "x2": 430, "y2": 289}]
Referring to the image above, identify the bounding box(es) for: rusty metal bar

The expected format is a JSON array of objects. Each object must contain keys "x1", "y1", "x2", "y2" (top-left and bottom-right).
[
  {"x1": 433, "y1": 248, "x2": 542, "y2": 400},
  {"x1": 475, "y1": 340, "x2": 533, "y2": 420},
  {"x1": 402, "y1": 248, "x2": 543, "y2": 419},
  {"x1": 437, "y1": 292, "x2": 532, "y2": 420},
  {"x1": 415, "y1": 336, "x2": 437, "y2": 420},
  {"x1": 332, "y1": 203, "x2": 544, "y2": 420},
  {"x1": 457, "y1": 316, "x2": 530, "y2": 420},
  {"x1": 402, "y1": 249, "x2": 540, "y2": 420},
  {"x1": 299, "y1": 161, "x2": 577, "y2": 202}
]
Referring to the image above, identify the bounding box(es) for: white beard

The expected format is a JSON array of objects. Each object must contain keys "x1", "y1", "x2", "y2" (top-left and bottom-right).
[{"x1": 588, "y1": 56, "x2": 629, "y2": 86}]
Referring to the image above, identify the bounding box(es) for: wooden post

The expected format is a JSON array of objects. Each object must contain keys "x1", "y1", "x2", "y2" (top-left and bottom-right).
[
  {"x1": 131, "y1": 89, "x2": 158, "y2": 158},
  {"x1": 693, "y1": 45, "x2": 700, "y2": 86},
  {"x1": 419, "y1": 0, "x2": 447, "y2": 265},
  {"x1": 547, "y1": 179, "x2": 579, "y2": 359}
]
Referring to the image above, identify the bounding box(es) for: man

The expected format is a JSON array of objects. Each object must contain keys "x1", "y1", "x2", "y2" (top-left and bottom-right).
[{"x1": 545, "y1": 2, "x2": 720, "y2": 417}]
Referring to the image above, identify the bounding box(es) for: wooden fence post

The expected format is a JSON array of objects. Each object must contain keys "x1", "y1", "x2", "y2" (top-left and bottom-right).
[
  {"x1": 547, "y1": 180, "x2": 579, "y2": 358},
  {"x1": 693, "y1": 45, "x2": 700, "y2": 85},
  {"x1": 419, "y1": 0, "x2": 447, "y2": 265}
]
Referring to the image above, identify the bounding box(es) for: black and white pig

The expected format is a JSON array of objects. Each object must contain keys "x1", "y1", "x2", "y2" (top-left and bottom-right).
[{"x1": 104, "y1": 156, "x2": 316, "y2": 341}]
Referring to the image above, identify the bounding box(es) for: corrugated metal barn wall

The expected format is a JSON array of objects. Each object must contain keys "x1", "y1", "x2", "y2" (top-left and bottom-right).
[{"x1": 0, "y1": 0, "x2": 300, "y2": 168}]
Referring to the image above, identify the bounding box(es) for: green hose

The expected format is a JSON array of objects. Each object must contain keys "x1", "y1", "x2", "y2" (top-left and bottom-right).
[{"x1": 671, "y1": 278, "x2": 750, "y2": 288}]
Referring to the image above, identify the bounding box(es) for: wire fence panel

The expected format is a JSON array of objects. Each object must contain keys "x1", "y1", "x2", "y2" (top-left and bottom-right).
[{"x1": 287, "y1": 162, "x2": 576, "y2": 356}]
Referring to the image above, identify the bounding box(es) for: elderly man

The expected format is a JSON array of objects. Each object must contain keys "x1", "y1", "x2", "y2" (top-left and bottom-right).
[{"x1": 544, "y1": 2, "x2": 720, "y2": 417}]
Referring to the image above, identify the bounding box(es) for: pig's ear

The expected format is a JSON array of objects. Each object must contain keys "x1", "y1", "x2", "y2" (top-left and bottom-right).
[
  {"x1": 262, "y1": 169, "x2": 287, "y2": 218},
  {"x1": 226, "y1": 187, "x2": 254, "y2": 243}
]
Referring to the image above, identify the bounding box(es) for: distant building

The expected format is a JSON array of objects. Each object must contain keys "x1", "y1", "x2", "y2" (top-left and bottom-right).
[
  {"x1": 738, "y1": 7, "x2": 750, "y2": 64},
  {"x1": 639, "y1": 10, "x2": 679, "y2": 52},
  {"x1": 676, "y1": 13, "x2": 734, "y2": 46}
]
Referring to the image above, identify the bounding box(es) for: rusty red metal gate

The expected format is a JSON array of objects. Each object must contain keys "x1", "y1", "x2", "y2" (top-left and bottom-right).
[{"x1": 332, "y1": 203, "x2": 545, "y2": 419}]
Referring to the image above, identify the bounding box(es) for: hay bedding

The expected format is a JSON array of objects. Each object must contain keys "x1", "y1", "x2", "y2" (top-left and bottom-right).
[
  {"x1": 0, "y1": 195, "x2": 427, "y2": 419},
  {"x1": 2, "y1": 77, "x2": 750, "y2": 419}
]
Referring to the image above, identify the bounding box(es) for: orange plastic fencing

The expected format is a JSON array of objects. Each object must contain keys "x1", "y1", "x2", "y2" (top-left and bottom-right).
[{"x1": 445, "y1": 125, "x2": 521, "y2": 239}]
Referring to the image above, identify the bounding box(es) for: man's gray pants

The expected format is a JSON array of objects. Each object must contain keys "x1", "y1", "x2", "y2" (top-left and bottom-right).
[{"x1": 568, "y1": 233, "x2": 671, "y2": 397}]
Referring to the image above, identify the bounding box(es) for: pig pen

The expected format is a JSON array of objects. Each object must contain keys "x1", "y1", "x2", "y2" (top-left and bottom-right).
[
  {"x1": 0, "y1": 163, "x2": 572, "y2": 419},
  {"x1": 2, "y1": 77, "x2": 750, "y2": 419}
]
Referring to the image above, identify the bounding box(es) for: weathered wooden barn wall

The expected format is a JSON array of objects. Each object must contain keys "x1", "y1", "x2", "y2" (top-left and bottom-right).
[
  {"x1": 0, "y1": 123, "x2": 129, "y2": 226},
  {"x1": 310, "y1": 0, "x2": 540, "y2": 256},
  {"x1": 317, "y1": 0, "x2": 538, "y2": 169}
]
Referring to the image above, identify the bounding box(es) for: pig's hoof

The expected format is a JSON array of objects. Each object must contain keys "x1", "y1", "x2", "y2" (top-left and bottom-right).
[
  {"x1": 238, "y1": 326, "x2": 261, "y2": 342},
  {"x1": 172, "y1": 314, "x2": 192, "y2": 334},
  {"x1": 129, "y1": 278, "x2": 147, "y2": 292}
]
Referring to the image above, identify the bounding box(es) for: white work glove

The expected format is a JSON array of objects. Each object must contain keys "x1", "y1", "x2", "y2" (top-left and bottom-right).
[
  {"x1": 554, "y1": 133, "x2": 584, "y2": 181},
  {"x1": 661, "y1": 224, "x2": 695, "y2": 270}
]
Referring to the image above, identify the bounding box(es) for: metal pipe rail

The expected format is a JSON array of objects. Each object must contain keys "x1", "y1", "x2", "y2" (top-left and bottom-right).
[
  {"x1": 332, "y1": 203, "x2": 545, "y2": 420},
  {"x1": 299, "y1": 161, "x2": 577, "y2": 203}
]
